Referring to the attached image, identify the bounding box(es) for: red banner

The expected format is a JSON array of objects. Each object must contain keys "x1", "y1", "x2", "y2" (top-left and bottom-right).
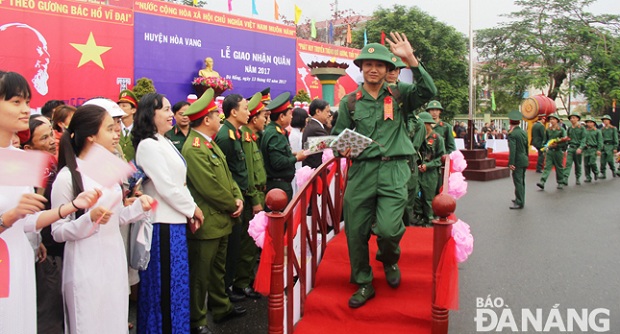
[{"x1": 0, "y1": 0, "x2": 134, "y2": 110}]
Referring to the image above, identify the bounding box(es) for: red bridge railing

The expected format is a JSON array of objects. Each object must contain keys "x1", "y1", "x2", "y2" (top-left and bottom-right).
[{"x1": 265, "y1": 157, "x2": 456, "y2": 334}]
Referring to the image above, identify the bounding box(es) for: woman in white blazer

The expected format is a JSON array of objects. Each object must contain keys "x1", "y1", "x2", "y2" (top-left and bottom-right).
[{"x1": 133, "y1": 93, "x2": 203, "y2": 334}]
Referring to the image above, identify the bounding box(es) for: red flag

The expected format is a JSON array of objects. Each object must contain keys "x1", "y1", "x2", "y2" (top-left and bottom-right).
[
  {"x1": 0, "y1": 1, "x2": 134, "y2": 110},
  {"x1": 346, "y1": 24, "x2": 352, "y2": 44},
  {"x1": 380, "y1": 31, "x2": 385, "y2": 45},
  {"x1": 0, "y1": 149, "x2": 48, "y2": 187},
  {"x1": 79, "y1": 144, "x2": 135, "y2": 188},
  {"x1": 228, "y1": 0, "x2": 232, "y2": 11}
]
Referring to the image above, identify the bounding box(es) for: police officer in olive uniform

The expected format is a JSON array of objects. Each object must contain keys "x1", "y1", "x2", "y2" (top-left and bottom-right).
[
  {"x1": 598, "y1": 115, "x2": 618, "y2": 178},
  {"x1": 331, "y1": 33, "x2": 437, "y2": 309},
  {"x1": 416, "y1": 112, "x2": 445, "y2": 224},
  {"x1": 427, "y1": 100, "x2": 456, "y2": 154},
  {"x1": 531, "y1": 115, "x2": 547, "y2": 173},
  {"x1": 536, "y1": 113, "x2": 567, "y2": 190},
  {"x1": 260, "y1": 92, "x2": 307, "y2": 203},
  {"x1": 507, "y1": 110, "x2": 528, "y2": 209},
  {"x1": 564, "y1": 112, "x2": 586, "y2": 185},
  {"x1": 118, "y1": 89, "x2": 138, "y2": 162},
  {"x1": 181, "y1": 89, "x2": 246, "y2": 334},
  {"x1": 582, "y1": 116, "x2": 603, "y2": 183}
]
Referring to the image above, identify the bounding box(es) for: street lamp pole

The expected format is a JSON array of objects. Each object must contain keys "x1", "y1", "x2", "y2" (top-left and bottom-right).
[{"x1": 467, "y1": 0, "x2": 475, "y2": 149}]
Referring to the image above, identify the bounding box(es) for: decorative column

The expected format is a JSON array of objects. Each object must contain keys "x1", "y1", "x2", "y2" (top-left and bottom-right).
[
  {"x1": 308, "y1": 61, "x2": 348, "y2": 106},
  {"x1": 265, "y1": 189, "x2": 288, "y2": 334}
]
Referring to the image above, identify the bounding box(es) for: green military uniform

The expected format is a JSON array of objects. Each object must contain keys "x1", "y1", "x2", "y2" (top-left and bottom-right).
[
  {"x1": 181, "y1": 89, "x2": 244, "y2": 327},
  {"x1": 416, "y1": 112, "x2": 445, "y2": 225},
  {"x1": 235, "y1": 93, "x2": 268, "y2": 291},
  {"x1": 166, "y1": 124, "x2": 189, "y2": 152},
  {"x1": 583, "y1": 116, "x2": 603, "y2": 182},
  {"x1": 564, "y1": 112, "x2": 586, "y2": 185},
  {"x1": 531, "y1": 119, "x2": 547, "y2": 172},
  {"x1": 403, "y1": 116, "x2": 426, "y2": 226},
  {"x1": 537, "y1": 114, "x2": 567, "y2": 189},
  {"x1": 426, "y1": 100, "x2": 456, "y2": 154},
  {"x1": 215, "y1": 119, "x2": 250, "y2": 292},
  {"x1": 119, "y1": 126, "x2": 135, "y2": 162},
  {"x1": 260, "y1": 92, "x2": 297, "y2": 203},
  {"x1": 598, "y1": 115, "x2": 618, "y2": 178},
  {"x1": 331, "y1": 43, "x2": 437, "y2": 288},
  {"x1": 507, "y1": 110, "x2": 528, "y2": 209}
]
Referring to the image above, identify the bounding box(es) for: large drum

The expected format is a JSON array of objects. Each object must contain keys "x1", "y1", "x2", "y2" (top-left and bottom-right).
[{"x1": 521, "y1": 95, "x2": 556, "y2": 120}]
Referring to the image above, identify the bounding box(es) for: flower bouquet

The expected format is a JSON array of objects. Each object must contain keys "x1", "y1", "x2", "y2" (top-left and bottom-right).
[
  {"x1": 541, "y1": 136, "x2": 570, "y2": 151},
  {"x1": 192, "y1": 76, "x2": 233, "y2": 97}
]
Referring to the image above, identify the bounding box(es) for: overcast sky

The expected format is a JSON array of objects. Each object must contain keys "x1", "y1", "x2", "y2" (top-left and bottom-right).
[{"x1": 208, "y1": 0, "x2": 620, "y2": 35}]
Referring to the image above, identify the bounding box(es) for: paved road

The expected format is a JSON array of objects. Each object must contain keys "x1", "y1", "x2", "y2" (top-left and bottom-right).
[{"x1": 449, "y1": 170, "x2": 620, "y2": 333}]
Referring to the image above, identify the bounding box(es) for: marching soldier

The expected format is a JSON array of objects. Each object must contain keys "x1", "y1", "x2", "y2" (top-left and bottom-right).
[
  {"x1": 331, "y1": 34, "x2": 436, "y2": 309},
  {"x1": 598, "y1": 115, "x2": 618, "y2": 178},
  {"x1": 181, "y1": 88, "x2": 246, "y2": 334},
  {"x1": 582, "y1": 116, "x2": 603, "y2": 183},
  {"x1": 564, "y1": 112, "x2": 585, "y2": 185},
  {"x1": 427, "y1": 100, "x2": 456, "y2": 154},
  {"x1": 416, "y1": 111, "x2": 445, "y2": 225},
  {"x1": 536, "y1": 113, "x2": 567, "y2": 190}
]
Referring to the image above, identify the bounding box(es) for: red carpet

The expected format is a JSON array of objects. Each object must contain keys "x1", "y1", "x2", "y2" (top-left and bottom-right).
[
  {"x1": 489, "y1": 151, "x2": 540, "y2": 170},
  {"x1": 294, "y1": 227, "x2": 433, "y2": 334}
]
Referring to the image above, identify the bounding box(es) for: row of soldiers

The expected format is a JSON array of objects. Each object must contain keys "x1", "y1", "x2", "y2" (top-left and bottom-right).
[{"x1": 534, "y1": 112, "x2": 618, "y2": 190}]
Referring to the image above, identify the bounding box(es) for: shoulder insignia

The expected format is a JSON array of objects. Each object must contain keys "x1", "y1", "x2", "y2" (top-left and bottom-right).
[
  {"x1": 192, "y1": 137, "x2": 201, "y2": 148},
  {"x1": 439, "y1": 121, "x2": 444, "y2": 126},
  {"x1": 244, "y1": 132, "x2": 251, "y2": 142},
  {"x1": 356, "y1": 90, "x2": 363, "y2": 101},
  {"x1": 276, "y1": 126, "x2": 283, "y2": 134},
  {"x1": 433, "y1": 133, "x2": 437, "y2": 139},
  {"x1": 229, "y1": 129, "x2": 236, "y2": 140}
]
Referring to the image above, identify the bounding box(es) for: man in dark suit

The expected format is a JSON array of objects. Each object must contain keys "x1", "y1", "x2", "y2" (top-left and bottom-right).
[{"x1": 302, "y1": 99, "x2": 331, "y2": 169}]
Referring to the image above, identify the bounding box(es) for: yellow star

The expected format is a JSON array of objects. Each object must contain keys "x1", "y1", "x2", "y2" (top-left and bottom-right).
[{"x1": 70, "y1": 32, "x2": 112, "y2": 69}]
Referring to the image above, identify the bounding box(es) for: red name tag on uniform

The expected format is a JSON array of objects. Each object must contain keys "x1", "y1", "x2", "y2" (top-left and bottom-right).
[{"x1": 384, "y1": 97, "x2": 393, "y2": 120}]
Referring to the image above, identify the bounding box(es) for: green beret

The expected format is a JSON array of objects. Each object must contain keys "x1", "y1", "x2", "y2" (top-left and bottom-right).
[
  {"x1": 265, "y1": 92, "x2": 292, "y2": 114},
  {"x1": 508, "y1": 110, "x2": 522, "y2": 121},
  {"x1": 353, "y1": 43, "x2": 396, "y2": 70},
  {"x1": 418, "y1": 111, "x2": 435, "y2": 124},
  {"x1": 425, "y1": 100, "x2": 444, "y2": 111},
  {"x1": 183, "y1": 88, "x2": 217, "y2": 121}
]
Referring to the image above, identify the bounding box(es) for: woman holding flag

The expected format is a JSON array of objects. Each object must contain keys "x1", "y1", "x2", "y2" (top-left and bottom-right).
[
  {"x1": 0, "y1": 71, "x2": 100, "y2": 333},
  {"x1": 51, "y1": 100, "x2": 155, "y2": 333}
]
